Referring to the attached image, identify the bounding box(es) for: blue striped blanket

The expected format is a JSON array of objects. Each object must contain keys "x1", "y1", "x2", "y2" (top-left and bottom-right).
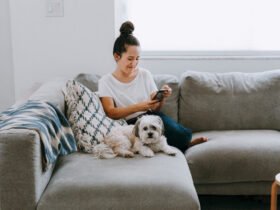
[{"x1": 0, "y1": 100, "x2": 77, "y2": 170}]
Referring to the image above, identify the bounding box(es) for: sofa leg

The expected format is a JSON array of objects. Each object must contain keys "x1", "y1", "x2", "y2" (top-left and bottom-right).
[{"x1": 271, "y1": 181, "x2": 278, "y2": 210}]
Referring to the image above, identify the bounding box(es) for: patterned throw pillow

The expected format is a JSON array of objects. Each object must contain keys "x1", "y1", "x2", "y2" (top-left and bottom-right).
[{"x1": 64, "y1": 80, "x2": 127, "y2": 153}]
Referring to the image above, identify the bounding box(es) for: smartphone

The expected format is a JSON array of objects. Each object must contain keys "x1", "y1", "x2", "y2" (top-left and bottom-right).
[{"x1": 152, "y1": 90, "x2": 166, "y2": 101}]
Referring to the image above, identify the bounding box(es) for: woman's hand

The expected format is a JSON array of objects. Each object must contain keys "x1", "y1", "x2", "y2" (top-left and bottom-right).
[
  {"x1": 160, "y1": 85, "x2": 172, "y2": 98},
  {"x1": 150, "y1": 84, "x2": 172, "y2": 102},
  {"x1": 137, "y1": 99, "x2": 160, "y2": 112},
  {"x1": 148, "y1": 85, "x2": 172, "y2": 112}
]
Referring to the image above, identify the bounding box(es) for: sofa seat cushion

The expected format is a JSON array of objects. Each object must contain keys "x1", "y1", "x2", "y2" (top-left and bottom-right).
[
  {"x1": 37, "y1": 150, "x2": 200, "y2": 210},
  {"x1": 185, "y1": 130, "x2": 280, "y2": 184}
]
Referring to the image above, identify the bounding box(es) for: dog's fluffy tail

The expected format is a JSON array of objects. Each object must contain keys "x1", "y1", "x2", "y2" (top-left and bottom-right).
[{"x1": 92, "y1": 143, "x2": 116, "y2": 159}]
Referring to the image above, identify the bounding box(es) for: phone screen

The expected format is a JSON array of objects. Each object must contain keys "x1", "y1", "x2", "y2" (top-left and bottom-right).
[{"x1": 153, "y1": 90, "x2": 165, "y2": 101}]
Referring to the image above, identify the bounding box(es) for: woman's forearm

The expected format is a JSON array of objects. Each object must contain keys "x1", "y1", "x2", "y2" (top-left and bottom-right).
[{"x1": 105, "y1": 104, "x2": 144, "y2": 120}]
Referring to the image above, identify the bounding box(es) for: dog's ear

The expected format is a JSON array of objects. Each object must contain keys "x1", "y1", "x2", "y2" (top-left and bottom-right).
[
  {"x1": 156, "y1": 116, "x2": 165, "y2": 136},
  {"x1": 132, "y1": 118, "x2": 141, "y2": 137}
]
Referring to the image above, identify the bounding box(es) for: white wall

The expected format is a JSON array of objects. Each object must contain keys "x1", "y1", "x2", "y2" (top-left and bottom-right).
[
  {"x1": 9, "y1": 0, "x2": 115, "y2": 100},
  {"x1": 3, "y1": 0, "x2": 280, "y2": 109},
  {"x1": 0, "y1": 0, "x2": 15, "y2": 111}
]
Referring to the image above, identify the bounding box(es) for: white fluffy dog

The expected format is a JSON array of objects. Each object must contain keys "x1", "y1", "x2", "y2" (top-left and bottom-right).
[{"x1": 93, "y1": 115, "x2": 177, "y2": 158}]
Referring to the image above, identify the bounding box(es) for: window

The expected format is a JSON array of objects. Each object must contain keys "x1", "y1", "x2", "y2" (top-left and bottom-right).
[{"x1": 117, "y1": 0, "x2": 280, "y2": 54}]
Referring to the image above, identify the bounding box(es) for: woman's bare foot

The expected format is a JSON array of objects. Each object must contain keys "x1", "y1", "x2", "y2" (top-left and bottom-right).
[{"x1": 189, "y1": 137, "x2": 208, "y2": 147}]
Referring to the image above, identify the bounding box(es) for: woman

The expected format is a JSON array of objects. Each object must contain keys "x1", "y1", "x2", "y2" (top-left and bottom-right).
[{"x1": 98, "y1": 21, "x2": 207, "y2": 152}]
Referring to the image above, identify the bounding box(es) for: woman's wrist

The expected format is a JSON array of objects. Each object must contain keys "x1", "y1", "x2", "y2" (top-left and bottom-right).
[{"x1": 132, "y1": 103, "x2": 145, "y2": 112}]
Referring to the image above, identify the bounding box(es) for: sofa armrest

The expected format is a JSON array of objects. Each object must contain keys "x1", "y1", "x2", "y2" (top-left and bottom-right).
[{"x1": 0, "y1": 129, "x2": 55, "y2": 210}]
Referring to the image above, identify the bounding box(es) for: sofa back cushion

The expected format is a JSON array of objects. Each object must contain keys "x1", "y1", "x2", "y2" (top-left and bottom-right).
[
  {"x1": 153, "y1": 74, "x2": 179, "y2": 122},
  {"x1": 75, "y1": 73, "x2": 101, "y2": 92},
  {"x1": 29, "y1": 78, "x2": 68, "y2": 113},
  {"x1": 179, "y1": 70, "x2": 280, "y2": 131}
]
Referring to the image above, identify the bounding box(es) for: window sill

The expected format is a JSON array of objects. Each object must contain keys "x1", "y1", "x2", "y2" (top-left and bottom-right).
[{"x1": 140, "y1": 51, "x2": 280, "y2": 60}]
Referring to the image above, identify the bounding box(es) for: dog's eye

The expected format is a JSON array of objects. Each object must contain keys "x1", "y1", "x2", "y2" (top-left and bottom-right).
[
  {"x1": 143, "y1": 127, "x2": 148, "y2": 131},
  {"x1": 151, "y1": 126, "x2": 157, "y2": 130}
]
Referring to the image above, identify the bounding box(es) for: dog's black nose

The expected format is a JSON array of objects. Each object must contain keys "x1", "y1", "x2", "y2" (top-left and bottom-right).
[{"x1": 148, "y1": 132, "x2": 153, "y2": 138}]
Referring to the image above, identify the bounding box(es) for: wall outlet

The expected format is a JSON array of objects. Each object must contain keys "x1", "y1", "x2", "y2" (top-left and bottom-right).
[{"x1": 46, "y1": 0, "x2": 64, "y2": 17}]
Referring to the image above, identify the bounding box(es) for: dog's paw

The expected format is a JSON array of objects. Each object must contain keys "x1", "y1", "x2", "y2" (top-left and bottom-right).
[
  {"x1": 131, "y1": 147, "x2": 139, "y2": 154},
  {"x1": 167, "y1": 151, "x2": 176, "y2": 156},
  {"x1": 119, "y1": 151, "x2": 134, "y2": 158},
  {"x1": 123, "y1": 151, "x2": 135, "y2": 158},
  {"x1": 164, "y1": 148, "x2": 177, "y2": 156},
  {"x1": 115, "y1": 150, "x2": 135, "y2": 158},
  {"x1": 142, "y1": 150, "x2": 154, "y2": 158}
]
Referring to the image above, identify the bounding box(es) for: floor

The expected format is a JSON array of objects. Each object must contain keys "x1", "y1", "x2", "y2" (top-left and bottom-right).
[{"x1": 199, "y1": 195, "x2": 280, "y2": 210}]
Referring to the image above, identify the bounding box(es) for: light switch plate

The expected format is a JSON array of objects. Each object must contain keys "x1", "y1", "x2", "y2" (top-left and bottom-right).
[{"x1": 46, "y1": 0, "x2": 64, "y2": 17}]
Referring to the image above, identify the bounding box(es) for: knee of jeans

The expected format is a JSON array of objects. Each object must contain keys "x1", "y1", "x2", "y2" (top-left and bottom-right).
[
  {"x1": 185, "y1": 131, "x2": 192, "y2": 141},
  {"x1": 178, "y1": 126, "x2": 192, "y2": 141},
  {"x1": 172, "y1": 128, "x2": 192, "y2": 148}
]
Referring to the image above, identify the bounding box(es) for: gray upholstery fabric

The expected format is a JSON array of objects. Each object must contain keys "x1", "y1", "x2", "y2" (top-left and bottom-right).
[
  {"x1": 29, "y1": 78, "x2": 69, "y2": 113},
  {"x1": 186, "y1": 130, "x2": 280, "y2": 184},
  {"x1": 74, "y1": 73, "x2": 101, "y2": 92},
  {"x1": 153, "y1": 74, "x2": 179, "y2": 122},
  {"x1": 37, "y1": 150, "x2": 200, "y2": 210},
  {"x1": 0, "y1": 129, "x2": 54, "y2": 210},
  {"x1": 196, "y1": 181, "x2": 275, "y2": 195},
  {"x1": 179, "y1": 70, "x2": 280, "y2": 131}
]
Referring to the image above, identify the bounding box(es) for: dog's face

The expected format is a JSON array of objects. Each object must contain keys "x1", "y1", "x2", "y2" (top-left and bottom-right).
[{"x1": 133, "y1": 115, "x2": 164, "y2": 145}]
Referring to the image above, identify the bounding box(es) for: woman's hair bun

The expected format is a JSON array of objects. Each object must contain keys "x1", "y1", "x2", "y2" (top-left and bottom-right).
[{"x1": 120, "y1": 21, "x2": 134, "y2": 36}]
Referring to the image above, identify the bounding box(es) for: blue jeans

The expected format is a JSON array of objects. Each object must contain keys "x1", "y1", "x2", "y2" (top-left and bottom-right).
[{"x1": 126, "y1": 111, "x2": 192, "y2": 152}]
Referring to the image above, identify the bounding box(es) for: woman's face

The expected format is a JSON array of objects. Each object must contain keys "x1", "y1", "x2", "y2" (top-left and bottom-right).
[{"x1": 115, "y1": 45, "x2": 140, "y2": 75}]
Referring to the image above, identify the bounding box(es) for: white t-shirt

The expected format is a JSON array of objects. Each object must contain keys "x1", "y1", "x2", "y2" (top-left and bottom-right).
[{"x1": 98, "y1": 68, "x2": 158, "y2": 120}]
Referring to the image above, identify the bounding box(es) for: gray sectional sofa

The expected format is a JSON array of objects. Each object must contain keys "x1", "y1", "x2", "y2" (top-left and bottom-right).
[{"x1": 1, "y1": 70, "x2": 280, "y2": 210}]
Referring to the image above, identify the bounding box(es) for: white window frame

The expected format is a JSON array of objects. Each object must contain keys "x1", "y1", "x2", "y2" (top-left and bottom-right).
[
  {"x1": 114, "y1": 0, "x2": 280, "y2": 60},
  {"x1": 140, "y1": 50, "x2": 280, "y2": 60}
]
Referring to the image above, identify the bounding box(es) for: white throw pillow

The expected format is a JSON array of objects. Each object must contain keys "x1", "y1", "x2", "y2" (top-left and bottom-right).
[{"x1": 64, "y1": 80, "x2": 127, "y2": 153}]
